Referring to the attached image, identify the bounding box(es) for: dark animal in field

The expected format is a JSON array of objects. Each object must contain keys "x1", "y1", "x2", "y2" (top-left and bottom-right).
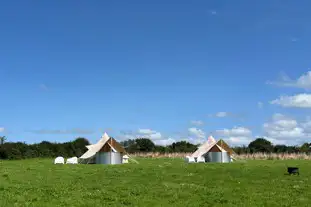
[{"x1": 287, "y1": 167, "x2": 299, "y2": 175}]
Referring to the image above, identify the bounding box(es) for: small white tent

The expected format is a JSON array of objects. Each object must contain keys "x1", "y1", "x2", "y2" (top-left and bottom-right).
[
  {"x1": 54, "y1": 156, "x2": 64, "y2": 164},
  {"x1": 122, "y1": 155, "x2": 129, "y2": 163},
  {"x1": 185, "y1": 156, "x2": 196, "y2": 163},
  {"x1": 197, "y1": 156, "x2": 205, "y2": 163},
  {"x1": 66, "y1": 157, "x2": 78, "y2": 164}
]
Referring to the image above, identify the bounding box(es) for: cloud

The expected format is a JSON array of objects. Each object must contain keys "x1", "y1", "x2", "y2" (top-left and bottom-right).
[
  {"x1": 262, "y1": 113, "x2": 311, "y2": 145},
  {"x1": 137, "y1": 128, "x2": 162, "y2": 140},
  {"x1": 209, "y1": 112, "x2": 245, "y2": 120},
  {"x1": 215, "y1": 126, "x2": 253, "y2": 146},
  {"x1": 187, "y1": 138, "x2": 203, "y2": 145},
  {"x1": 216, "y1": 112, "x2": 228, "y2": 117},
  {"x1": 291, "y1": 37, "x2": 298, "y2": 42},
  {"x1": 39, "y1": 84, "x2": 48, "y2": 91},
  {"x1": 153, "y1": 138, "x2": 176, "y2": 146},
  {"x1": 209, "y1": 10, "x2": 217, "y2": 15},
  {"x1": 119, "y1": 128, "x2": 176, "y2": 146},
  {"x1": 188, "y1": 127, "x2": 205, "y2": 139},
  {"x1": 224, "y1": 136, "x2": 253, "y2": 146},
  {"x1": 190, "y1": 120, "x2": 204, "y2": 126},
  {"x1": 208, "y1": 112, "x2": 229, "y2": 118},
  {"x1": 215, "y1": 126, "x2": 252, "y2": 137},
  {"x1": 28, "y1": 128, "x2": 94, "y2": 135},
  {"x1": 270, "y1": 94, "x2": 311, "y2": 108},
  {"x1": 138, "y1": 129, "x2": 157, "y2": 134},
  {"x1": 267, "y1": 71, "x2": 311, "y2": 90},
  {"x1": 0, "y1": 127, "x2": 4, "y2": 133},
  {"x1": 120, "y1": 128, "x2": 163, "y2": 140},
  {"x1": 258, "y1": 102, "x2": 263, "y2": 109}
]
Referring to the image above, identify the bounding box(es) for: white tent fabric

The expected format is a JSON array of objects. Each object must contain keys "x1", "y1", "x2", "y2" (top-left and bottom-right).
[
  {"x1": 79, "y1": 132, "x2": 110, "y2": 160},
  {"x1": 185, "y1": 156, "x2": 196, "y2": 163},
  {"x1": 66, "y1": 157, "x2": 78, "y2": 164},
  {"x1": 197, "y1": 156, "x2": 205, "y2": 163},
  {"x1": 122, "y1": 155, "x2": 129, "y2": 163},
  {"x1": 54, "y1": 156, "x2": 64, "y2": 164},
  {"x1": 78, "y1": 132, "x2": 138, "y2": 164},
  {"x1": 191, "y1": 135, "x2": 217, "y2": 158}
]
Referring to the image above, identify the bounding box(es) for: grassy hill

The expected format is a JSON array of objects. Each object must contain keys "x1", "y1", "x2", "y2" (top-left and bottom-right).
[{"x1": 0, "y1": 158, "x2": 310, "y2": 206}]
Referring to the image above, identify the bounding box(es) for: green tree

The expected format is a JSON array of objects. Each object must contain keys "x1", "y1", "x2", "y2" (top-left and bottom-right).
[
  {"x1": 300, "y1": 143, "x2": 310, "y2": 153},
  {"x1": 0, "y1": 136, "x2": 7, "y2": 145},
  {"x1": 168, "y1": 141, "x2": 197, "y2": 152},
  {"x1": 273, "y1": 145, "x2": 288, "y2": 153},
  {"x1": 135, "y1": 138, "x2": 155, "y2": 152},
  {"x1": 248, "y1": 138, "x2": 273, "y2": 153}
]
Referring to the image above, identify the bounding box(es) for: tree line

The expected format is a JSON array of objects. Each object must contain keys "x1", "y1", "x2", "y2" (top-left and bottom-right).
[
  {"x1": 0, "y1": 136, "x2": 90, "y2": 160},
  {"x1": 0, "y1": 136, "x2": 310, "y2": 160},
  {"x1": 120, "y1": 138, "x2": 311, "y2": 154}
]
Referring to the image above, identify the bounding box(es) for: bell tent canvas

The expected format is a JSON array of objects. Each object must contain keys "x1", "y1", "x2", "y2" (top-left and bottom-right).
[
  {"x1": 79, "y1": 133, "x2": 134, "y2": 165},
  {"x1": 189, "y1": 136, "x2": 236, "y2": 163}
]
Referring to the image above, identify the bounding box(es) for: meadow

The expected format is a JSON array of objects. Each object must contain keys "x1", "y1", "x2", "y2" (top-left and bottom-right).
[{"x1": 1, "y1": 158, "x2": 311, "y2": 207}]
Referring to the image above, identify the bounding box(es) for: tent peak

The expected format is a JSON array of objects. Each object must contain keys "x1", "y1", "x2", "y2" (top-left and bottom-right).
[{"x1": 102, "y1": 132, "x2": 109, "y2": 138}]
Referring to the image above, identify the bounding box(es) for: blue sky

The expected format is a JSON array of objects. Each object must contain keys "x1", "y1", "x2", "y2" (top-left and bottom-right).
[{"x1": 1, "y1": 0, "x2": 311, "y2": 146}]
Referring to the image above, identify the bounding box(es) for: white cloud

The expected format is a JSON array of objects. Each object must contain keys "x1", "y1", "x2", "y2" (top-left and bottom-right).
[
  {"x1": 215, "y1": 126, "x2": 253, "y2": 146},
  {"x1": 0, "y1": 127, "x2": 4, "y2": 133},
  {"x1": 301, "y1": 119, "x2": 311, "y2": 133},
  {"x1": 187, "y1": 138, "x2": 203, "y2": 145},
  {"x1": 153, "y1": 138, "x2": 176, "y2": 146},
  {"x1": 258, "y1": 102, "x2": 263, "y2": 109},
  {"x1": 136, "y1": 128, "x2": 163, "y2": 140},
  {"x1": 225, "y1": 136, "x2": 253, "y2": 146},
  {"x1": 267, "y1": 71, "x2": 311, "y2": 90},
  {"x1": 215, "y1": 126, "x2": 252, "y2": 137},
  {"x1": 120, "y1": 129, "x2": 176, "y2": 146},
  {"x1": 270, "y1": 94, "x2": 311, "y2": 108},
  {"x1": 262, "y1": 113, "x2": 311, "y2": 145},
  {"x1": 188, "y1": 127, "x2": 205, "y2": 139},
  {"x1": 138, "y1": 129, "x2": 157, "y2": 134},
  {"x1": 209, "y1": 112, "x2": 245, "y2": 120},
  {"x1": 190, "y1": 120, "x2": 204, "y2": 126},
  {"x1": 39, "y1": 84, "x2": 48, "y2": 91},
  {"x1": 209, "y1": 10, "x2": 217, "y2": 15},
  {"x1": 216, "y1": 112, "x2": 228, "y2": 117}
]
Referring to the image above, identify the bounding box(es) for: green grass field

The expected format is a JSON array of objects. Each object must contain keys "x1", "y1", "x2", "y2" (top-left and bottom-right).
[{"x1": 1, "y1": 158, "x2": 310, "y2": 207}]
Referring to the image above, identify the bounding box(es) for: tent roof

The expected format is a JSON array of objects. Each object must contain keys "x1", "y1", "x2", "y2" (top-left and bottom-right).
[
  {"x1": 191, "y1": 136, "x2": 217, "y2": 158},
  {"x1": 79, "y1": 132, "x2": 124, "y2": 160},
  {"x1": 190, "y1": 137, "x2": 234, "y2": 157},
  {"x1": 216, "y1": 139, "x2": 236, "y2": 155}
]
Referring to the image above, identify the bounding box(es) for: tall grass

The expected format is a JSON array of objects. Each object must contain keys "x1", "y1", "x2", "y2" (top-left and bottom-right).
[{"x1": 130, "y1": 152, "x2": 311, "y2": 160}]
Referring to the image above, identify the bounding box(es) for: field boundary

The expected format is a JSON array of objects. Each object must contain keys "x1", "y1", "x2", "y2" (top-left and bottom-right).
[{"x1": 129, "y1": 152, "x2": 311, "y2": 160}]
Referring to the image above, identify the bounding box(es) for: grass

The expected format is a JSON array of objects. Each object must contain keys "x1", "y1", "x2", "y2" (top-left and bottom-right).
[{"x1": 1, "y1": 158, "x2": 311, "y2": 207}]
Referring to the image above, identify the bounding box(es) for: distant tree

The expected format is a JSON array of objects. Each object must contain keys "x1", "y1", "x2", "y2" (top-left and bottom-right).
[
  {"x1": 248, "y1": 138, "x2": 273, "y2": 153},
  {"x1": 134, "y1": 138, "x2": 155, "y2": 152},
  {"x1": 154, "y1": 145, "x2": 170, "y2": 153},
  {"x1": 0, "y1": 136, "x2": 7, "y2": 145},
  {"x1": 120, "y1": 139, "x2": 136, "y2": 149},
  {"x1": 273, "y1": 145, "x2": 288, "y2": 153},
  {"x1": 286, "y1": 146, "x2": 300, "y2": 153},
  {"x1": 232, "y1": 145, "x2": 250, "y2": 154},
  {"x1": 300, "y1": 143, "x2": 311, "y2": 153},
  {"x1": 168, "y1": 141, "x2": 197, "y2": 153}
]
